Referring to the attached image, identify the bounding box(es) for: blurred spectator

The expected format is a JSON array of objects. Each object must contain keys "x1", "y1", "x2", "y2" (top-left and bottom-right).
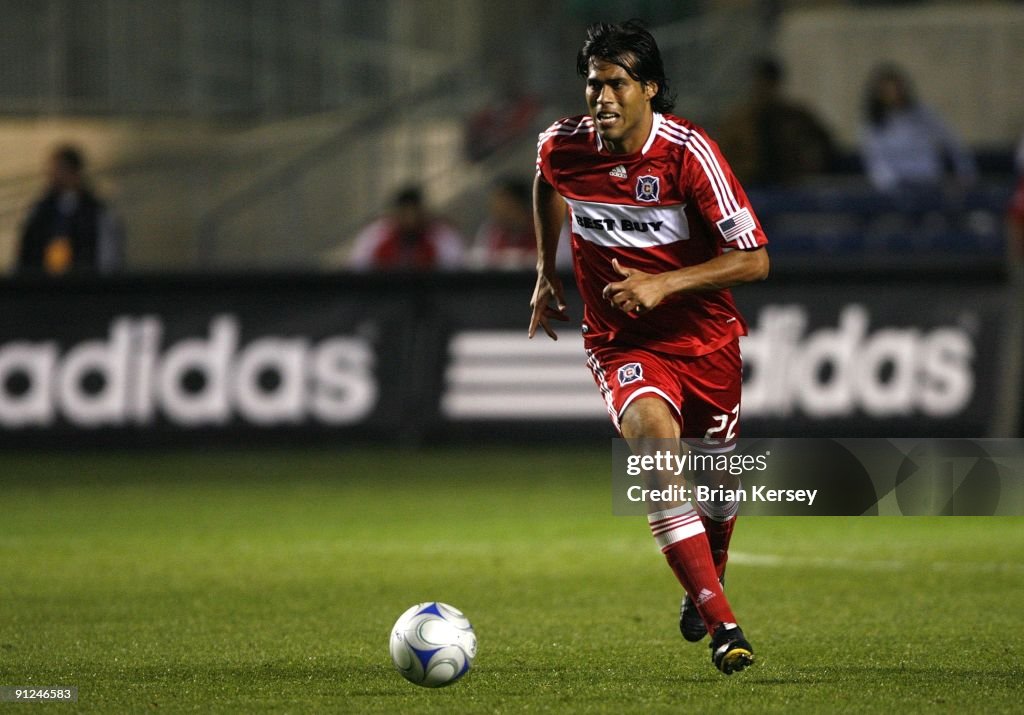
[
  {"x1": 469, "y1": 177, "x2": 536, "y2": 270},
  {"x1": 16, "y1": 144, "x2": 124, "y2": 276},
  {"x1": 716, "y1": 57, "x2": 836, "y2": 186},
  {"x1": 464, "y1": 76, "x2": 541, "y2": 162},
  {"x1": 1008, "y1": 134, "x2": 1024, "y2": 266},
  {"x1": 347, "y1": 186, "x2": 464, "y2": 271},
  {"x1": 859, "y1": 64, "x2": 977, "y2": 194}
]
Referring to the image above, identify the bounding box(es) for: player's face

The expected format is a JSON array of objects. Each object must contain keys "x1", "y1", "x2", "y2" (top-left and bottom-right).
[
  {"x1": 47, "y1": 156, "x2": 79, "y2": 192},
  {"x1": 585, "y1": 59, "x2": 657, "y2": 154},
  {"x1": 877, "y1": 77, "x2": 907, "y2": 109}
]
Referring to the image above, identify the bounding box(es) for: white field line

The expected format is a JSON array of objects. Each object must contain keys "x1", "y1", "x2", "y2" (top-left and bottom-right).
[
  {"x1": 729, "y1": 551, "x2": 1024, "y2": 574},
  {"x1": 288, "y1": 540, "x2": 1024, "y2": 576}
]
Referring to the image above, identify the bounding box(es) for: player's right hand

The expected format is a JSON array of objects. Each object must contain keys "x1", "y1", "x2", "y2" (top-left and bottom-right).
[{"x1": 528, "y1": 272, "x2": 569, "y2": 340}]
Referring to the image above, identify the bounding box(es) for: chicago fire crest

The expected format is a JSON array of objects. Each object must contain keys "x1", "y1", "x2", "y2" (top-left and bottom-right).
[{"x1": 635, "y1": 175, "x2": 660, "y2": 202}]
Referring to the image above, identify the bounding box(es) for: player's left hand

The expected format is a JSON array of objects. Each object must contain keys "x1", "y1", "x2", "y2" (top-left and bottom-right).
[{"x1": 602, "y1": 258, "x2": 665, "y2": 315}]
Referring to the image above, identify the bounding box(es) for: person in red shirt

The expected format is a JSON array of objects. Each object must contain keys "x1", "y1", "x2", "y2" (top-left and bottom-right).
[
  {"x1": 469, "y1": 178, "x2": 537, "y2": 270},
  {"x1": 348, "y1": 186, "x2": 464, "y2": 271},
  {"x1": 529, "y1": 20, "x2": 769, "y2": 675},
  {"x1": 1008, "y1": 135, "x2": 1024, "y2": 267}
]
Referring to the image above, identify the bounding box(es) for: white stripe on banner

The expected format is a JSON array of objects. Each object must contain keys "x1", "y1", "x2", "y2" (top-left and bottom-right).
[
  {"x1": 442, "y1": 392, "x2": 605, "y2": 419},
  {"x1": 449, "y1": 331, "x2": 584, "y2": 357},
  {"x1": 442, "y1": 330, "x2": 606, "y2": 420},
  {"x1": 447, "y1": 365, "x2": 588, "y2": 386}
]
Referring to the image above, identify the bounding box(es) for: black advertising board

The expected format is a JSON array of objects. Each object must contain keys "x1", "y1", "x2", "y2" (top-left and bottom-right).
[
  {"x1": 734, "y1": 281, "x2": 1007, "y2": 437},
  {"x1": 0, "y1": 275, "x2": 414, "y2": 446},
  {"x1": 0, "y1": 270, "x2": 1013, "y2": 446}
]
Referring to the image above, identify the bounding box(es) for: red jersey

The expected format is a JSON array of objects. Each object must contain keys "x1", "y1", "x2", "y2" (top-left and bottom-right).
[
  {"x1": 348, "y1": 217, "x2": 464, "y2": 271},
  {"x1": 536, "y1": 112, "x2": 768, "y2": 357},
  {"x1": 1010, "y1": 177, "x2": 1024, "y2": 224}
]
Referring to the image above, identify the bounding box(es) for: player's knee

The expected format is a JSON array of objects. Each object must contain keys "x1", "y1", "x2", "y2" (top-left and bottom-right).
[{"x1": 620, "y1": 397, "x2": 679, "y2": 439}]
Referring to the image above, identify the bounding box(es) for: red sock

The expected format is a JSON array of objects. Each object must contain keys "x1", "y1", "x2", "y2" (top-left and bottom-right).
[
  {"x1": 700, "y1": 514, "x2": 736, "y2": 581},
  {"x1": 648, "y1": 505, "x2": 736, "y2": 634}
]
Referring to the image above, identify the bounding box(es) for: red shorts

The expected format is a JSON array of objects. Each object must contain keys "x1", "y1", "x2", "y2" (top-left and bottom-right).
[{"x1": 586, "y1": 340, "x2": 742, "y2": 443}]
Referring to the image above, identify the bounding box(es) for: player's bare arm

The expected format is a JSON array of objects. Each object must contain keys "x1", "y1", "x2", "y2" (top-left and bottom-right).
[
  {"x1": 602, "y1": 249, "x2": 769, "y2": 314},
  {"x1": 528, "y1": 174, "x2": 570, "y2": 340}
]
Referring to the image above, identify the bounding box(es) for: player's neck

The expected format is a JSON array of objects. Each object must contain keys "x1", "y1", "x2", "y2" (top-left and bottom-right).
[{"x1": 603, "y1": 112, "x2": 655, "y2": 155}]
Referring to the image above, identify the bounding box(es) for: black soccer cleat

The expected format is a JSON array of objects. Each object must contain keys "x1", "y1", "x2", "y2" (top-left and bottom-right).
[
  {"x1": 679, "y1": 594, "x2": 707, "y2": 642},
  {"x1": 709, "y1": 624, "x2": 754, "y2": 675},
  {"x1": 679, "y1": 576, "x2": 724, "y2": 643}
]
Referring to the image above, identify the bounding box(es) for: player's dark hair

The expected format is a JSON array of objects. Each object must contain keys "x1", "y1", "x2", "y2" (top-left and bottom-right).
[
  {"x1": 393, "y1": 185, "x2": 424, "y2": 208},
  {"x1": 865, "y1": 63, "x2": 917, "y2": 127},
  {"x1": 52, "y1": 144, "x2": 85, "y2": 173},
  {"x1": 754, "y1": 56, "x2": 784, "y2": 86},
  {"x1": 576, "y1": 20, "x2": 675, "y2": 114}
]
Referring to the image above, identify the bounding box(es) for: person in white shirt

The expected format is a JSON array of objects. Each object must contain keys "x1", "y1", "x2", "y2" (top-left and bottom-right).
[{"x1": 859, "y1": 64, "x2": 977, "y2": 194}]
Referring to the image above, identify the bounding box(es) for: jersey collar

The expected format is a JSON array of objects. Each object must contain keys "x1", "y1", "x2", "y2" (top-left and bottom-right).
[
  {"x1": 594, "y1": 112, "x2": 662, "y2": 156},
  {"x1": 641, "y1": 112, "x2": 662, "y2": 155}
]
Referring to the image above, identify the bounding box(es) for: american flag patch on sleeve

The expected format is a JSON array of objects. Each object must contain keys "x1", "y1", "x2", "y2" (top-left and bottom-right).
[{"x1": 716, "y1": 208, "x2": 757, "y2": 248}]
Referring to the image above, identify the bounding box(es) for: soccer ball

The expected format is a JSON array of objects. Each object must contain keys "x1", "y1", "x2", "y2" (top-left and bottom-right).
[{"x1": 389, "y1": 602, "x2": 477, "y2": 687}]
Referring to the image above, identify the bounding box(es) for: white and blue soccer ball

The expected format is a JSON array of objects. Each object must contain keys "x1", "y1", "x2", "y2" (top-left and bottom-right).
[{"x1": 389, "y1": 602, "x2": 477, "y2": 688}]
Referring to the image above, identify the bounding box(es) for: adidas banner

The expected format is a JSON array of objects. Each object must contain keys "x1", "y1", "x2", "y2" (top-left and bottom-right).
[{"x1": 0, "y1": 270, "x2": 1014, "y2": 446}]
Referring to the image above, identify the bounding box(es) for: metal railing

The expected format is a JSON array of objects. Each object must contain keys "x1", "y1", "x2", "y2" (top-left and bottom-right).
[{"x1": 193, "y1": 61, "x2": 492, "y2": 268}]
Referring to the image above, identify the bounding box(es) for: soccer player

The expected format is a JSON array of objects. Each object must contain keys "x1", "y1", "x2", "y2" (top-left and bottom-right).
[{"x1": 529, "y1": 20, "x2": 769, "y2": 674}]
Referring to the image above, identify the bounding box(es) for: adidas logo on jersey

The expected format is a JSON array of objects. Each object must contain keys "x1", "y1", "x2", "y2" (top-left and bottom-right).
[{"x1": 609, "y1": 164, "x2": 628, "y2": 179}]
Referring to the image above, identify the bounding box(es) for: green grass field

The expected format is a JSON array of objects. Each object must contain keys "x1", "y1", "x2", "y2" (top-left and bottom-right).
[{"x1": 1, "y1": 447, "x2": 1022, "y2": 713}]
